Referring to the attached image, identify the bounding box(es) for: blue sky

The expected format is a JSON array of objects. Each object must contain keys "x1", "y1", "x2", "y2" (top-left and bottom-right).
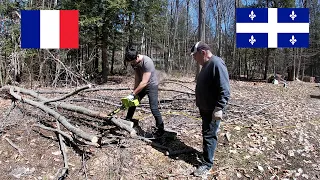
[{"x1": 186, "y1": 0, "x2": 257, "y2": 33}]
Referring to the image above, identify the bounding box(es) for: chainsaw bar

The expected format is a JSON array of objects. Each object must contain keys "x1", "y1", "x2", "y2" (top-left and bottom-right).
[{"x1": 107, "y1": 106, "x2": 125, "y2": 119}]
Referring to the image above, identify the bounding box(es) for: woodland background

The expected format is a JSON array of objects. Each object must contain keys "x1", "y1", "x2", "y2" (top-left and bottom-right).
[
  {"x1": 0, "y1": 1, "x2": 320, "y2": 179},
  {"x1": 0, "y1": 0, "x2": 319, "y2": 87}
]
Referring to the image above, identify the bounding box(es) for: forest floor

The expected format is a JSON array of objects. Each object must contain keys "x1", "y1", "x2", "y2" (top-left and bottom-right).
[{"x1": 0, "y1": 73, "x2": 320, "y2": 180}]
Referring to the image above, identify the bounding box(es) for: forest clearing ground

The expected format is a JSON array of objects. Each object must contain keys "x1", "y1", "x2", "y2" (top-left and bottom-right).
[{"x1": 0, "y1": 74, "x2": 319, "y2": 179}]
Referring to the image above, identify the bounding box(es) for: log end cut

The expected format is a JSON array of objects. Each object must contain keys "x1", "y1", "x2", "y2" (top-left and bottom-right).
[{"x1": 91, "y1": 136, "x2": 99, "y2": 144}]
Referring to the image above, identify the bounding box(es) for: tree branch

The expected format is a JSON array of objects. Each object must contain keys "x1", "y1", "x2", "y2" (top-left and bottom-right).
[
  {"x1": 56, "y1": 120, "x2": 69, "y2": 179},
  {"x1": 33, "y1": 124, "x2": 74, "y2": 142},
  {"x1": 4, "y1": 137, "x2": 23, "y2": 156},
  {"x1": 159, "y1": 81, "x2": 195, "y2": 92},
  {"x1": 43, "y1": 84, "x2": 92, "y2": 104}
]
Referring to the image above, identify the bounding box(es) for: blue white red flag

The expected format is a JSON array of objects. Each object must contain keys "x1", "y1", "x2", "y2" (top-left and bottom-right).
[{"x1": 21, "y1": 10, "x2": 79, "y2": 49}]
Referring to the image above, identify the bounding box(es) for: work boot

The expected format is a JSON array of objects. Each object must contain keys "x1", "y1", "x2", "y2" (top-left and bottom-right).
[
  {"x1": 193, "y1": 164, "x2": 211, "y2": 177},
  {"x1": 153, "y1": 128, "x2": 165, "y2": 138}
]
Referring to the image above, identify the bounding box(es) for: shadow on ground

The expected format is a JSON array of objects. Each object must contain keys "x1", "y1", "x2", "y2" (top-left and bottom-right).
[
  {"x1": 132, "y1": 120, "x2": 202, "y2": 174},
  {"x1": 310, "y1": 95, "x2": 320, "y2": 99}
]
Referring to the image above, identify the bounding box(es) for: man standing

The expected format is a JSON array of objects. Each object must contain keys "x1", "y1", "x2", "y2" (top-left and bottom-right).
[
  {"x1": 190, "y1": 41, "x2": 230, "y2": 177},
  {"x1": 124, "y1": 47, "x2": 165, "y2": 137}
]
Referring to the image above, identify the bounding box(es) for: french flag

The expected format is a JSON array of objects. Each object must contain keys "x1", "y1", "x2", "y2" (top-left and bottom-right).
[{"x1": 21, "y1": 10, "x2": 79, "y2": 49}]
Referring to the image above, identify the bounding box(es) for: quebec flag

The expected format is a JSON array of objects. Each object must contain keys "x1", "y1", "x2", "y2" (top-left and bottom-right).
[
  {"x1": 21, "y1": 10, "x2": 79, "y2": 49},
  {"x1": 236, "y1": 8, "x2": 309, "y2": 48}
]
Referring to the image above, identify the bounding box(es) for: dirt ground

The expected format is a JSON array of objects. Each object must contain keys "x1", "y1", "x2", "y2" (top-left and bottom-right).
[{"x1": 0, "y1": 74, "x2": 320, "y2": 180}]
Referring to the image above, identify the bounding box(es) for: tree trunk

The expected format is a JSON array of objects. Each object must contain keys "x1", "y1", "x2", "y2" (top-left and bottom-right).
[
  {"x1": 196, "y1": 0, "x2": 205, "y2": 80},
  {"x1": 263, "y1": 48, "x2": 270, "y2": 80},
  {"x1": 173, "y1": 0, "x2": 179, "y2": 69},
  {"x1": 165, "y1": 1, "x2": 174, "y2": 73},
  {"x1": 302, "y1": 57, "x2": 306, "y2": 80},
  {"x1": 111, "y1": 31, "x2": 116, "y2": 75},
  {"x1": 94, "y1": 27, "x2": 99, "y2": 74},
  {"x1": 263, "y1": 0, "x2": 270, "y2": 80},
  {"x1": 185, "y1": 0, "x2": 190, "y2": 73},
  {"x1": 233, "y1": 0, "x2": 239, "y2": 79},
  {"x1": 239, "y1": 51, "x2": 241, "y2": 79},
  {"x1": 296, "y1": 48, "x2": 302, "y2": 79},
  {"x1": 244, "y1": 49, "x2": 248, "y2": 79},
  {"x1": 0, "y1": 54, "x2": 3, "y2": 87},
  {"x1": 216, "y1": 0, "x2": 222, "y2": 57},
  {"x1": 101, "y1": 27, "x2": 108, "y2": 84},
  {"x1": 141, "y1": 28, "x2": 145, "y2": 54},
  {"x1": 111, "y1": 46, "x2": 115, "y2": 75},
  {"x1": 293, "y1": 48, "x2": 296, "y2": 80},
  {"x1": 149, "y1": 27, "x2": 152, "y2": 57}
]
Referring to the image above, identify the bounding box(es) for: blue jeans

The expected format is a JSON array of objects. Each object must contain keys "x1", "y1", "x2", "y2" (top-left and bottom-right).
[
  {"x1": 126, "y1": 85, "x2": 164, "y2": 130},
  {"x1": 200, "y1": 109, "x2": 221, "y2": 168}
]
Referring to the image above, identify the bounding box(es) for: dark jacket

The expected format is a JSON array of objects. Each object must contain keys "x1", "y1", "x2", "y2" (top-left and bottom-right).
[{"x1": 195, "y1": 56, "x2": 230, "y2": 111}]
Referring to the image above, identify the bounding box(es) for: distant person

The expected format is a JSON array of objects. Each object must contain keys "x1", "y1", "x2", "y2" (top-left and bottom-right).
[
  {"x1": 124, "y1": 47, "x2": 165, "y2": 138},
  {"x1": 190, "y1": 41, "x2": 230, "y2": 177}
]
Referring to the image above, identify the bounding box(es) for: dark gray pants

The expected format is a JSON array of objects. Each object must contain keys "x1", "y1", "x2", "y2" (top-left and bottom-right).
[
  {"x1": 199, "y1": 109, "x2": 221, "y2": 168},
  {"x1": 126, "y1": 85, "x2": 164, "y2": 130}
]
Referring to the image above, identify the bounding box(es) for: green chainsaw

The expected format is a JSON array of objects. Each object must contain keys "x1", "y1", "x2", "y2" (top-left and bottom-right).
[
  {"x1": 107, "y1": 95, "x2": 140, "y2": 118},
  {"x1": 106, "y1": 94, "x2": 177, "y2": 140}
]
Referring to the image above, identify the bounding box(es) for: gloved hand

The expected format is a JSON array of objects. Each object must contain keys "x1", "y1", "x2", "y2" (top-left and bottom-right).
[
  {"x1": 212, "y1": 108, "x2": 223, "y2": 120},
  {"x1": 126, "y1": 93, "x2": 135, "y2": 101}
]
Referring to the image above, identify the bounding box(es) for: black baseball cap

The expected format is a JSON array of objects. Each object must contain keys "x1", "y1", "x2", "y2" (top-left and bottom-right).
[{"x1": 190, "y1": 41, "x2": 211, "y2": 56}]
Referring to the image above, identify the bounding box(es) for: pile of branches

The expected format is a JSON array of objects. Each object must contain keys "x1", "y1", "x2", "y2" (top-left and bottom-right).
[
  {"x1": 1, "y1": 85, "x2": 138, "y2": 144},
  {"x1": 0, "y1": 85, "x2": 141, "y2": 179}
]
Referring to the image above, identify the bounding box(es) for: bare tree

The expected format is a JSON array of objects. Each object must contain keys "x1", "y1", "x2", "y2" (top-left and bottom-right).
[{"x1": 196, "y1": 0, "x2": 205, "y2": 80}]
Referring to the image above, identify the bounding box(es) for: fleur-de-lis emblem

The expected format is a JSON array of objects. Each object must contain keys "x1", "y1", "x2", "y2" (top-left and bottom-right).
[
  {"x1": 290, "y1": 11, "x2": 297, "y2": 20},
  {"x1": 289, "y1": 35, "x2": 297, "y2": 45},
  {"x1": 249, "y1": 10, "x2": 256, "y2": 21},
  {"x1": 249, "y1": 35, "x2": 256, "y2": 45}
]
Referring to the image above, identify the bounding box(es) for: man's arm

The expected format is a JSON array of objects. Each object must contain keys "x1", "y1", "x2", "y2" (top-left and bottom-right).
[
  {"x1": 133, "y1": 72, "x2": 151, "y2": 95},
  {"x1": 213, "y1": 58, "x2": 230, "y2": 111},
  {"x1": 134, "y1": 71, "x2": 140, "y2": 89}
]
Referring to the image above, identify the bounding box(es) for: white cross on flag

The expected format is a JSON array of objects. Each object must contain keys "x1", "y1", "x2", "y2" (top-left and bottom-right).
[{"x1": 236, "y1": 8, "x2": 309, "y2": 48}]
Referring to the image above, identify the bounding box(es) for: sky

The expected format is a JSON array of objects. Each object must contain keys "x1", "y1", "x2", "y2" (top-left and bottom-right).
[{"x1": 186, "y1": 0, "x2": 257, "y2": 31}]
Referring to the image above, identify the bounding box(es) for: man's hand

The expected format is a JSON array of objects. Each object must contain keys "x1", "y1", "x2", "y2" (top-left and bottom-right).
[{"x1": 212, "y1": 108, "x2": 223, "y2": 120}]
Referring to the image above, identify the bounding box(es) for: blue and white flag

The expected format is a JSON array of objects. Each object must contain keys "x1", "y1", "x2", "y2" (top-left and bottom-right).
[{"x1": 236, "y1": 8, "x2": 309, "y2": 48}]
